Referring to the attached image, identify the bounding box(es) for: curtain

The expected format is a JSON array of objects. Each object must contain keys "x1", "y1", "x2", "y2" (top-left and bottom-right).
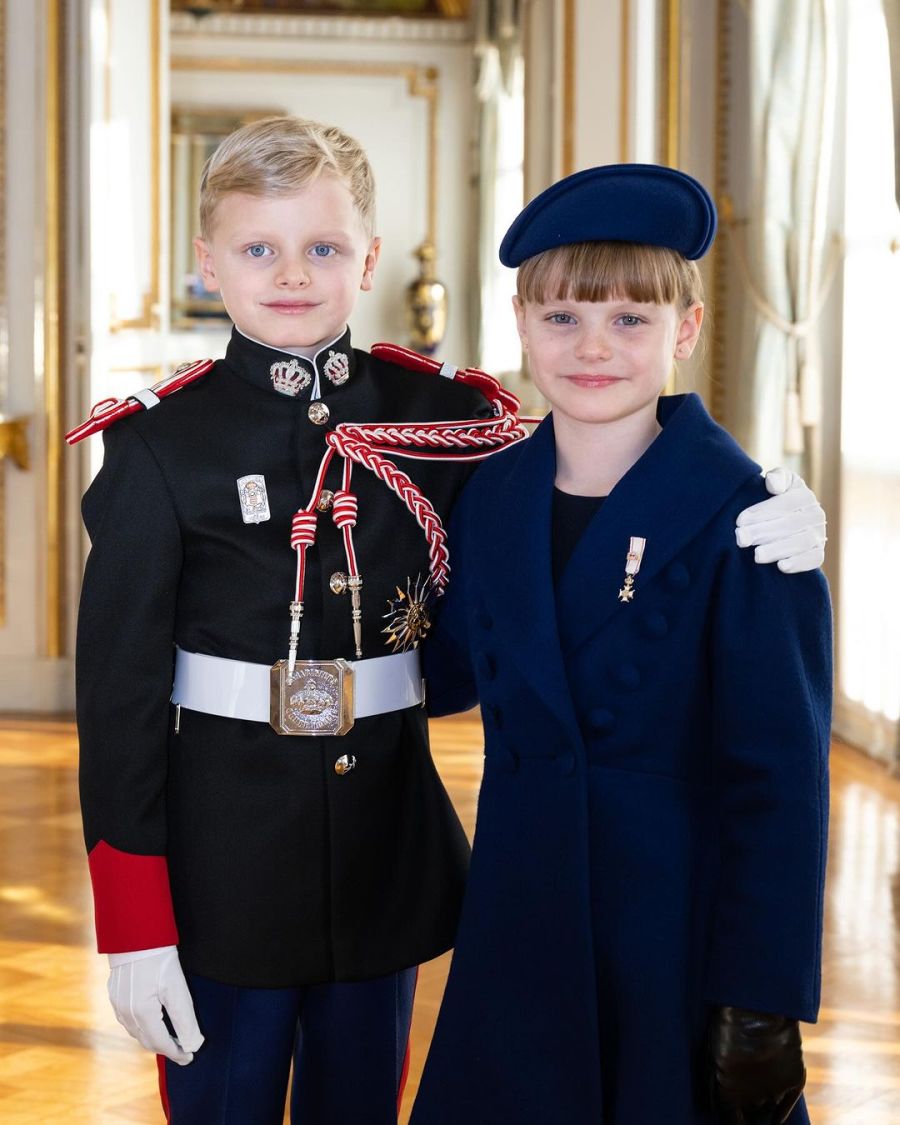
[
  {"x1": 727, "y1": 0, "x2": 839, "y2": 490},
  {"x1": 472, "y1": 0, "x2": 524, "y2": 376},
  {"x1": 835, "y1": 0, "x2": 900, "y2": 769}
]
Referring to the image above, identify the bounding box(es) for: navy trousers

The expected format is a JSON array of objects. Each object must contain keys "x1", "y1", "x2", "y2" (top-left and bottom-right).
[{"x1": 159, "y1": 967, "x2": 417, "y2": 1125}]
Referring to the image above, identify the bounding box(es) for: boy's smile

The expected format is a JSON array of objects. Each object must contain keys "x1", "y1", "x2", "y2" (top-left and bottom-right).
[{"x1": 193, "y1": 177, "x2": 380, "y2": 352}]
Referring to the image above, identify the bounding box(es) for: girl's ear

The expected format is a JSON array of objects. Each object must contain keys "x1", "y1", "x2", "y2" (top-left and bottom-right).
[
  {"x1": 193, "y1": 237, "x2": 220, "y2": 293},
  {"x1": 675, "y1": 303, "x2": 704, "y2": 359},
  {"x1": 360, "y1": 237, "x2": 382, "y2": 292},
  {"x1": 513, "y1": 295, "x2": 528, "y2": 350}
]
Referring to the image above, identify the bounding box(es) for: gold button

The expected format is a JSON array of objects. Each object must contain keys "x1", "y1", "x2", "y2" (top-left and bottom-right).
[
  {"x1": 330, "y1": 572, "x2": 347, "y2": 595},
  {"x1": 335, "y1": 754, "x2": 356, "y2": 775},
  {"x1": 308, "y1": 401, "x2": 330, "y2": 425},
  {"x1": 317, "y1": 489, "x2": 334, "y2": 512}
]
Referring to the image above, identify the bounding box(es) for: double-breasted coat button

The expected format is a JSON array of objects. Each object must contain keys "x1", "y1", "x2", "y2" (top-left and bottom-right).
[
  {"x1": 587, "y1": 708, "x2": 616, "y2": 735},
  {"x1": 317, "y1": 489, "x2": 334, "y2": 512},
  {"x1": 664, "y1": 561, "x2": 691, "y2": 591},
  {"x1": 477, "y1": 653, "x2": 497, "y2": 681},
  {"x1": 486, "y1": 703, "x2": 503, "y2": 730},
  {"x1": 334, "y1": 754, "x2": 356, "y2": 775},
  {"x1": 639, "y1": 611, "x2": 669, "y2": 639},
  {"x1": 330, "y1": 572, "x2": 348, "y2": 595},
  {"x1": 612, "y1": 663, "x2": 641, "y2": 691},
  {"x1": 555, "y1": 750, "x2": 575, "y2": 776},
  {"x1": 308, "y1": 401, "x2": 330, "y2": 425}
]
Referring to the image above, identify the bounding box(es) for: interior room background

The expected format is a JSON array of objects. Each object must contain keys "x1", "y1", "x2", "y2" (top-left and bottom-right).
[{"x1": 0, "y1": 0, "x2": 898, "y2": 778}]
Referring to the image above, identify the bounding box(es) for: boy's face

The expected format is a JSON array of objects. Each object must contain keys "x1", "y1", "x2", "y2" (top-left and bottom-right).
[
  {"x1": 193, "y1": 176, "x2": 380, "y2": 351},
  {"x1": 513, "y1": 294, "x2": 703, "y2": 428}
]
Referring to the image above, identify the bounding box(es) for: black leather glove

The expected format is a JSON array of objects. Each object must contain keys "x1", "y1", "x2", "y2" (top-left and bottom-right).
[{"x1": 709, "y1": 1005, "x2": 806, "y2": 1124}]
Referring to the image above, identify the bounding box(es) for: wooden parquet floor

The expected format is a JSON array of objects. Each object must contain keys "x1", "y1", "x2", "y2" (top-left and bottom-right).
[{"x1": 0, "y1": 716, "x2": 898, "y2": 1123}]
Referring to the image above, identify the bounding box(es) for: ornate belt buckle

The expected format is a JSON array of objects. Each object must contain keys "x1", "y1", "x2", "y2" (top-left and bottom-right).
[{"x1": 270, "y1": 659, "x2": 355, "y2": 736}]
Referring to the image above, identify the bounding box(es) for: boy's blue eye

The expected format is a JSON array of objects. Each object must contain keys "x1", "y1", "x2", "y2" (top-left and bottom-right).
[
  {"x1": 311, "y1": 244, "x2": 335, "y2": 258},
  {"x1": 247, "y1": 244, "x2": 270, "y2": 258}
]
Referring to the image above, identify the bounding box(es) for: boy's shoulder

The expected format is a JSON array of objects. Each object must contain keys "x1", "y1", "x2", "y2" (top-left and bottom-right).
[
  {"x1": 66, "y1": 358, "x2": 220, "y2": 447},
  {"x1": 362, "y1": 343, "x2": 494, "y2": 419}
]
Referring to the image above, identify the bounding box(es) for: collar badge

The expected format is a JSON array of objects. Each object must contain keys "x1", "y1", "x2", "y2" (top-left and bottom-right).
[
  {"x1": 323, "y1": 349, "x2": 350, "y2": 386},
  {"x1": 270, "y1": 358, "x2": 312, "y2": 397}
]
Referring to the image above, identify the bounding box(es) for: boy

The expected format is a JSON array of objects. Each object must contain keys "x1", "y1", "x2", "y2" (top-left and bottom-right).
[{"x1": 72, "y1": 122, "x2": 825, "y2": 1123}]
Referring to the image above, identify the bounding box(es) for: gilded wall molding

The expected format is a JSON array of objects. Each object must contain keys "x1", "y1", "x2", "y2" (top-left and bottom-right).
[
  {"x1": 0, "y1": 0, "x2": 5, "y2": 624},
  {"x1": 170, "y1": 11, "x2": 473, "y2": 42},
  {"x1": 171, "y1": 56, "x2": 441, "y2": 248},
  {"x1": 711, "y1": 0, "x2": 730, "y2": 424},
  {"x1": 45, "y1": 0, "x2": 66, "y2": 656}
]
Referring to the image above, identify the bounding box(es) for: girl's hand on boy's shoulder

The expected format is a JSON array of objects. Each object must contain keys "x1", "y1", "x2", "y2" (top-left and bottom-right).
[{"x1": 734, "y1": 469, "x2": 826, "y2": 573}]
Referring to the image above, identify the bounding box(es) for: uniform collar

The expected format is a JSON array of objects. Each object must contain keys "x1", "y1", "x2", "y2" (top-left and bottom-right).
[{"x1": 223, "y1": 325, "x2": 357, "y2": 400}]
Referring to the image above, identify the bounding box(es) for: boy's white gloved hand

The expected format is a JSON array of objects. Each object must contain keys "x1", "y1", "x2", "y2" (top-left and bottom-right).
[
  {"x1": 735, "y1": 468, "x2": 826, "y2": 573},
  {"x1": 107, "y1": 945, "x2": 204, "y2": 1065}
]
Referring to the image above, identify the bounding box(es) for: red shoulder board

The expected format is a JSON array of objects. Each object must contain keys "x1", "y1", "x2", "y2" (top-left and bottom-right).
[
  {"x1": 66, "y1": 359, "x2": 215, "y2": 445},
  {"x1": 371, "y1": 342, "x2": 521, "y2": 416}
]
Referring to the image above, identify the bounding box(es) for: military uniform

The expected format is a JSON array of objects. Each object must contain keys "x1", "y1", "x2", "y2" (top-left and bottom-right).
[{"x1": 76, "y1": 326, "x2": 493, "y2": 988}]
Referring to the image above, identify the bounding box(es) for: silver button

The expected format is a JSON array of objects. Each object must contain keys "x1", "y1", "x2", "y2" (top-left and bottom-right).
[
  {"x1": 308, "y1": 401, "x2": 330, "y2": 425},
  {"x1": 335, "y1": 754, "x2": 356, "y2": 775},
  {"x1": 317, "y1": 489, "x2": 334, "y2": 512},
  {"x1": 330, "y1": 572, "x2": 348, "y2": 595}
]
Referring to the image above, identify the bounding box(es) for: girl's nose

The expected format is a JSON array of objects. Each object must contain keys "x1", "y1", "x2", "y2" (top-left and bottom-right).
[{"x1": 575, "y1": 329, "x2": 612, "y2": 361}]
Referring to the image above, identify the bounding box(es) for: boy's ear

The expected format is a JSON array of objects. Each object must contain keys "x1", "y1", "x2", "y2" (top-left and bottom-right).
[
  {"x1": 675, "y1": 302, "x2": 704, "y2": 359},
  {"x1": 360, "y1": 237, "x2": 382, "y2": 292},
  {"x1": 193, "y1": 237, "x2": 220, "y2": 293}
]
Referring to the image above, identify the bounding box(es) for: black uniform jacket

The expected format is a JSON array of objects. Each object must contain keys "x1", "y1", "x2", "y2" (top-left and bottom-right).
[{"x1": 76, "y1": 327, "x2": 489, "y2": 987}]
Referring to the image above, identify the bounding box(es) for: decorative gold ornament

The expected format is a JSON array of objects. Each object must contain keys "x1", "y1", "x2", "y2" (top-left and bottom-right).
[
  {"x1": 382, "y1": 574, "x2": 434, "y2": 652},
  {"x1": 405, "y1": 241, "x2": 447, "y2": 356}
]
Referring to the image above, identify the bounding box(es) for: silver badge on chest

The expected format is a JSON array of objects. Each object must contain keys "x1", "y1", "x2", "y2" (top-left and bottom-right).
[
  {"x1": 237, "y1": 474, "x2": 271, "y2": 524},
  {"x1": 270, "y1": 358, "x2": 312, "y2": 397}
]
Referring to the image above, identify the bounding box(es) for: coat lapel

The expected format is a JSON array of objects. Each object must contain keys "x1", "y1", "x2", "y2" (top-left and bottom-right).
[
  {"x1": 556, "y1": 394, "x2": 761, "y2": 655},
  {"x1": 476, "y1": 417, "x2": 582, "y2": 743}
]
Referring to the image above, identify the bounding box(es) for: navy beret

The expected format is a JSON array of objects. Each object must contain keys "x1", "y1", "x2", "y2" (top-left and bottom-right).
[{"x1": 499, "y1": 163, "x2": 717, "y2": 267}]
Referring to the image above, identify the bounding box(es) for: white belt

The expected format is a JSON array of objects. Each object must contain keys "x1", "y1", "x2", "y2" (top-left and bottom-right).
[{"x1": 172, "y1": 646, "x2": 423, "y2": 734}]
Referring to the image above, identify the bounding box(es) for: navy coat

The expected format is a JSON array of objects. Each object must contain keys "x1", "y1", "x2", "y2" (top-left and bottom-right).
[{"x1": 412, "y1": 393, "x2": 831, "y2": 1125}]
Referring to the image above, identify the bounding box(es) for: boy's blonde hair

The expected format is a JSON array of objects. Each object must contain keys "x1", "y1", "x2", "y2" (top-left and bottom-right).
[
  {"x1": 198, "y1": 116, "x2": 376, "y2": 240},
  {"x1": 517, "y1": 240, "x2": 703, "y2": 311}
]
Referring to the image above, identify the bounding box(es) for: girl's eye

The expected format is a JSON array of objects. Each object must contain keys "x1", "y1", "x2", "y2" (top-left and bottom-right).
[
  {"x1": 548, "y1": 313, "x2": 575, "y2": 325},
  {"x1": 311, "y1": 244, "x2": 336, "y2": 258},
  {"x1": 617, "y1": 314, "x2": 644, "y2": 327},
  {"x1": 247, "y1": 244, "x2": 271, "y2": 259}
]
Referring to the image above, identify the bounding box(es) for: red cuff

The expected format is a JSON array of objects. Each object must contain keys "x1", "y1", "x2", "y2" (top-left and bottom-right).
[{"x1": 87, "y1": 840, "x2": 179, "y2": 952}]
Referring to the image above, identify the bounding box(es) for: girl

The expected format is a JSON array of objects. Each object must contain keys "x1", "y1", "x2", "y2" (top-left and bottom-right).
[{"x1": 411, "y1": 165, "x2": 830, "y2": 1125}]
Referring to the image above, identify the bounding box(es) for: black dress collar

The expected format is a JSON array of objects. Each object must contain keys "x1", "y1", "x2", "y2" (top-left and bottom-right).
[{"x1": 222, "y1": 326, "x2": 357, "y2": 400}]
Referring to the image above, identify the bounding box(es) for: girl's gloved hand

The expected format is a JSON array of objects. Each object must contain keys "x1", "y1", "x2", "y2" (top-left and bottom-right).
[{"x1": 710, "y1": 1005, "x2": 806, "y2": 1123}]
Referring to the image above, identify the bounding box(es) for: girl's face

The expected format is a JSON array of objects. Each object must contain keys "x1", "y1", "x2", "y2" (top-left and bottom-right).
[{"x1": 513, "y1": 294, "x2": 703, "y2": 429}]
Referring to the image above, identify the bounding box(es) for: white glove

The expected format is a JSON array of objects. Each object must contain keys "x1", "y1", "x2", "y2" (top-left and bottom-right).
[
  {"x1": 107, "y1": 945, "x2": 204, "y2": 1065},
  {"x1": 735, "y1": 468, "x2": 826, "y2": 573}
]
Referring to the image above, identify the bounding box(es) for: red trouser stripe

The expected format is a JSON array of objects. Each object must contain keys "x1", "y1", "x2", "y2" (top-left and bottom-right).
[
  {"x1": 396, "y1": 966, "x2": 419, "y2": 1115},
  {"x1": 157, "y1": 1055, "x2": 171, "y2": 1122}
]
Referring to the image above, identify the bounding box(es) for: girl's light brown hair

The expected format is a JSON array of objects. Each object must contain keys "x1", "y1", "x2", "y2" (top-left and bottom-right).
[
  {"x1": 516, "y1": 240, "x2": 703, "y2": 311},
  {"x1": 198, "y1": 116, "x2": 376, "y2": 240}
]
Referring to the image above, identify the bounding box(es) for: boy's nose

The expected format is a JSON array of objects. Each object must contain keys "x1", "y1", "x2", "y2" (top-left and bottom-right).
[{"x1": 276, "y1": 259, "x2": 311, "y2": 289}]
